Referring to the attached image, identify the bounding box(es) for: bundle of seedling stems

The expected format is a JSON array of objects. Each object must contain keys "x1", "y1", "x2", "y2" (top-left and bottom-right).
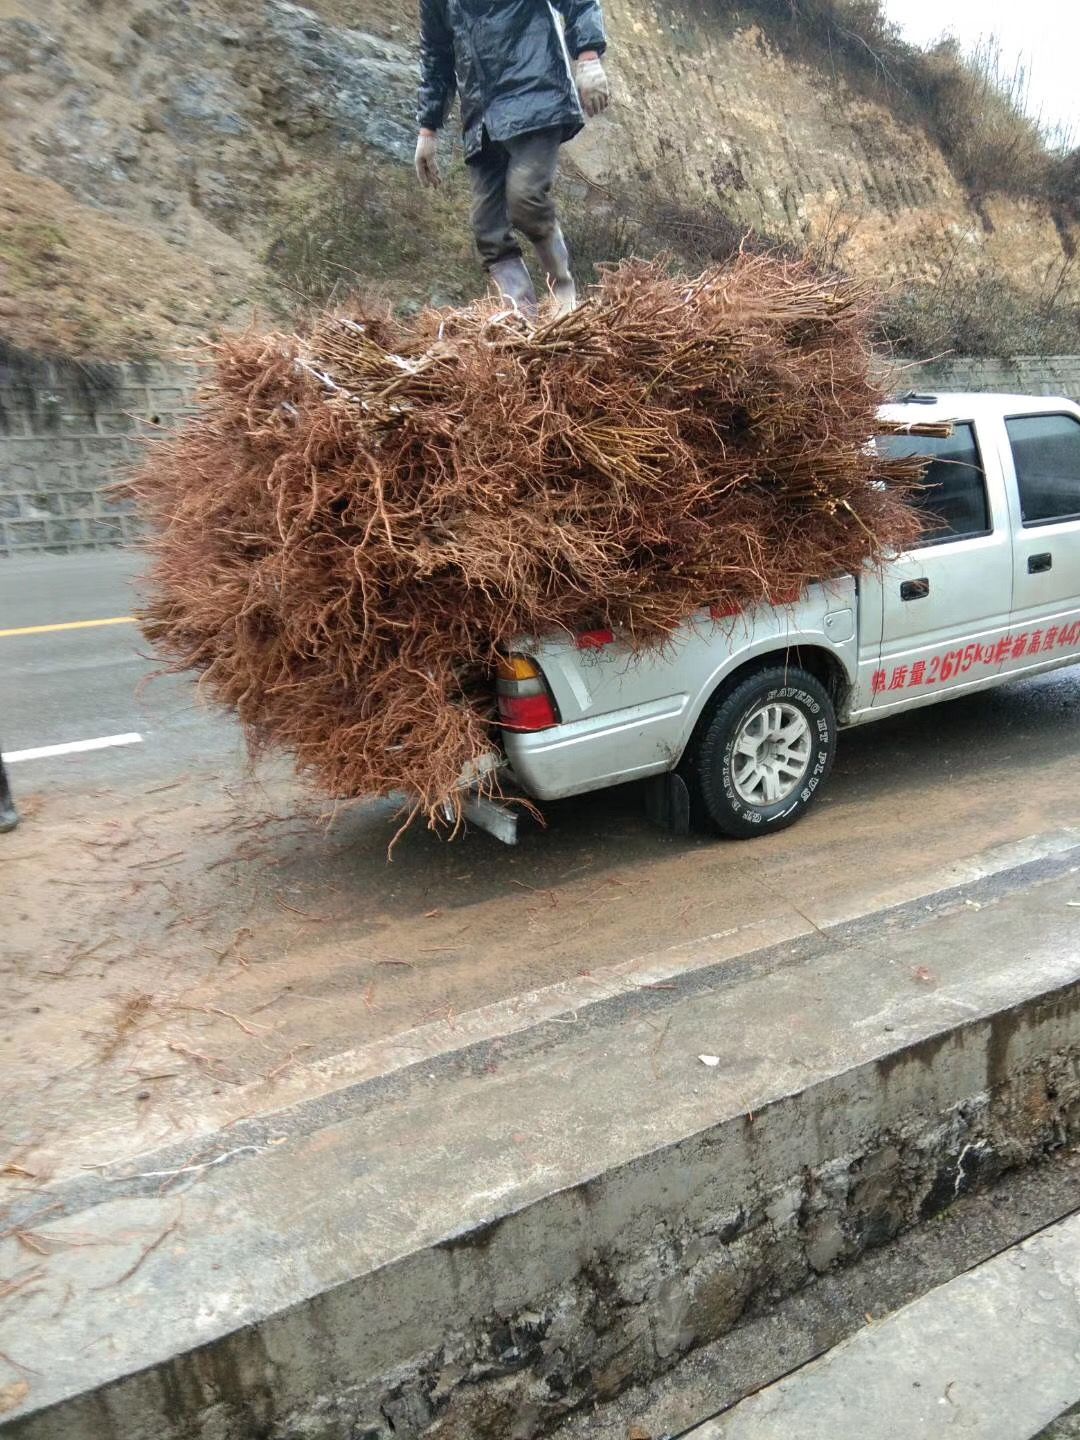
[{"x1": 130, "y1": 256, "x2": 932, "y2": 832}]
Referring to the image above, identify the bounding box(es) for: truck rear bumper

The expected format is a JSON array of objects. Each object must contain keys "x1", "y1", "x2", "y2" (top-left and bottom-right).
[{"x1": 503, "y1": 693, "x2": 689, "y2": 801}]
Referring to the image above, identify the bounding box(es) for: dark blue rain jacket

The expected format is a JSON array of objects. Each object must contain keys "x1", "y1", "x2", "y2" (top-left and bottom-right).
[{"x1": 417, "y1": 0, "x2": 607, "y2": 159}]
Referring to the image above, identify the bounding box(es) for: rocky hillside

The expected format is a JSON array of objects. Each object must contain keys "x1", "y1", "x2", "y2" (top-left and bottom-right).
[{"x1": 0, "y1": 0, "x2": 1075, "y2": 358}]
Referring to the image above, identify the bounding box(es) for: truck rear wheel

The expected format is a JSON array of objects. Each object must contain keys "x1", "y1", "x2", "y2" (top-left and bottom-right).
[{"x1": 690, "y1": 666, "x2": 837, "y2": 839}]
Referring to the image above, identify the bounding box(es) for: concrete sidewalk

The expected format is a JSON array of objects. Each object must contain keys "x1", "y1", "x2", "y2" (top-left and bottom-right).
[
  {"x1": 690, "y1": 1211, "x2": 1080, "y2": 1440},
  {"x1": 3, "y1": 849, "x2": 1080, "y2": 1439}
]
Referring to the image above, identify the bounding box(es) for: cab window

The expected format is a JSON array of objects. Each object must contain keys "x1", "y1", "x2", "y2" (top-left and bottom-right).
[
  {"x1": 1005, "y1": 412, "x2": 1080, "y2": 526},
  {"x1": 878, "y1": 423, "x2": 990, "y2": 544}
]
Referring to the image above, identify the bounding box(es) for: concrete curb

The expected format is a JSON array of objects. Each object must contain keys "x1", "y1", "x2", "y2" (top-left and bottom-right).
[{"x1": 4, "y1": 862, "x2": 1080, "y2": 1439}]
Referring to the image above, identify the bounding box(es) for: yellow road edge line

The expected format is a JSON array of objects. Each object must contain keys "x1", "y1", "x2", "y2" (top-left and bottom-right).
[{"x1": 0, "y1": 616, "x2": 137, "y2": 639}]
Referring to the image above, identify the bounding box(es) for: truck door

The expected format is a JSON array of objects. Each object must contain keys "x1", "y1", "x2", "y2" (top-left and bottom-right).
[
  {"x1": 1001, "y1": 410, "x2": 1080, "y2": 673},
  {"x1": 872, "y1": 420, "x2": 1013, "y2": 709}
]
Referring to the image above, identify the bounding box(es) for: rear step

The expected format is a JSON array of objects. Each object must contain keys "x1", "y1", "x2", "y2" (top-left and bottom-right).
[
  {"x1": 463, "y1": 789, "x2": 521, "y2": 840},
  {"x1": 455, "y1": 788, "x2": 520, "y2": 845}
]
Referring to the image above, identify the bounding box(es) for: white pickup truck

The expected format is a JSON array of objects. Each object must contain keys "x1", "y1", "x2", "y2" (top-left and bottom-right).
[{"x1": 466, "y1": 393, "x2": 1080, "y2": 843}]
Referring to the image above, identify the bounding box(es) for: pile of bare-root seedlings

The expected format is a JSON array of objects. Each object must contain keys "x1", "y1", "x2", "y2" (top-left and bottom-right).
[{"x1": 128, "y1": 256, "x2": 930, "y2": 833}]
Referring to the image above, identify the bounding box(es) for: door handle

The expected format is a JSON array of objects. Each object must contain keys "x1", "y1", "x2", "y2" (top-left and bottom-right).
[
  {"x1": 900, "y1": 578, "x2": 930, "y2": 601},
  {"x1": 1028, "y1": 552, "x2": 1052, "y2": 574}
]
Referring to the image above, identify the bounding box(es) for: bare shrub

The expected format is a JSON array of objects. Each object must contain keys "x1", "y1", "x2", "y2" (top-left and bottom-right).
[
  {"x1": 264, "y1": 148, "x2": 479, "y2": 314},
  {"x1": 915, "y1": 38, "x2": 1053, "y2": 205},
  {"x1": 560, "y1": 169, "x2": 790, "y2": 287},
  {"x1": 1047, "y1": 148, "x2": 1080, "y2": 234},
  {"x1": 734, "y1": 0, "x2": 1075, "y2": 219},
  {"x1": 880, "y1": 261, "x2": 1080, "y2": 357}
]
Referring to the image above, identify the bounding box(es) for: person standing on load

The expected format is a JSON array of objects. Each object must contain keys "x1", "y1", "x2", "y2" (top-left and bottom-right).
[{"x1": 414, "y1": 0, "x2": 610, "y2": 315}]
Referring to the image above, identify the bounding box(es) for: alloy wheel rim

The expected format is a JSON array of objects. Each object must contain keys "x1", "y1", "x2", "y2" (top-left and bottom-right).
[{"x1": 730, "y1": 702, "x2": 813, "y2": 806}]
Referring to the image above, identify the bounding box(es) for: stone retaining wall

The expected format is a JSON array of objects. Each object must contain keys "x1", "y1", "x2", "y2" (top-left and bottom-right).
[
  {"x1": 908, "y1": 355, "x2": 1080, "y2": 399},
  {"x1": 0, "y1": 360, "x2": 199, "y2": 556}
]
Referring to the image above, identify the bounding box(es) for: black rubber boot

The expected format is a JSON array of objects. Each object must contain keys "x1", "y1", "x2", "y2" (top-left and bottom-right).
[
  {"x1": 0, "y1": 759, "x2": 17, "y2": 834},
  {"x1": 533, "y1": 225, "x2": 576, "y2": 316},
  {"x1": 489, "y1": 256, "x2": 538, "y2": 317}
]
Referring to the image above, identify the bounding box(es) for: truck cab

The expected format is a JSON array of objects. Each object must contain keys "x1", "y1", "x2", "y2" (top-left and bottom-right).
[{"x1": 475, "y1": 394, "x2": 1080, "y2": 841}]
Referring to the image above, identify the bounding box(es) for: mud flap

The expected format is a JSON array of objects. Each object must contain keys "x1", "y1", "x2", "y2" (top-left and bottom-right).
[{"x1": 644, "y1": 771, "x2": 691, "y2": 836}]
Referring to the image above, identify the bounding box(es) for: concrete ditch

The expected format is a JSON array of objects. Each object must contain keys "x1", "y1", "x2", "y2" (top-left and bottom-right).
[
  {"x1": 686, "y1": 1210, "x2": 1080, "y2": 1439},
  {"x1": 4, "y1": 850, "x2": 1080, "y2": 1440}
]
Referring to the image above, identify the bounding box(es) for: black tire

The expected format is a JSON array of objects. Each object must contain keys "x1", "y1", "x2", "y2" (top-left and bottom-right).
[{"x1": 689, "y1": 665, "x2": 837, "y2": 839}]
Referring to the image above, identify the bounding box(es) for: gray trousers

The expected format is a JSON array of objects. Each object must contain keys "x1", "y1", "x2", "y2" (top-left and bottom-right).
[{"x1": 467, "y1": 127, "x2": 562, "y2": 268}]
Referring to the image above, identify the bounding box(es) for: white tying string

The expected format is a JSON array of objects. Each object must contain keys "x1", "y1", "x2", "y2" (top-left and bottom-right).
[{"x1": 108, "y1": 1145, "x2": 262, "y2": 1183}]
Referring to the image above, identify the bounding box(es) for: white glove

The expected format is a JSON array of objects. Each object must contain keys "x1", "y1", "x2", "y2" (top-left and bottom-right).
[
  {"x1": 414, "y1": 130, "x2": 441, "y2": 188},
  {"x1": 575, "y1": 55, "x2": 610, "y2": 117}
]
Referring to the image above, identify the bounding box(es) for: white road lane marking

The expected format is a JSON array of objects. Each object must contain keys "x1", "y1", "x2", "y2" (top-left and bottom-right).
[{"x1": 6, "y1": 733, "x2": 144, "y2": 764}]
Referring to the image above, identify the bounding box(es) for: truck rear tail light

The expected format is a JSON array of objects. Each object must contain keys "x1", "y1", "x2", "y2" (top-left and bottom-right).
[
  {"x1": 495, "y1": 652, "x2": 559, "y2": 732},
  {"x1": 497, "y1": 691, "x2": 559, "y2": 731}
]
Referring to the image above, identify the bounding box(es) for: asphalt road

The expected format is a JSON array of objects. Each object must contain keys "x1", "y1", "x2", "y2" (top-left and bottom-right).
[{"x1": 1, "y1": 549, "x2": 245, "y2": 785}]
